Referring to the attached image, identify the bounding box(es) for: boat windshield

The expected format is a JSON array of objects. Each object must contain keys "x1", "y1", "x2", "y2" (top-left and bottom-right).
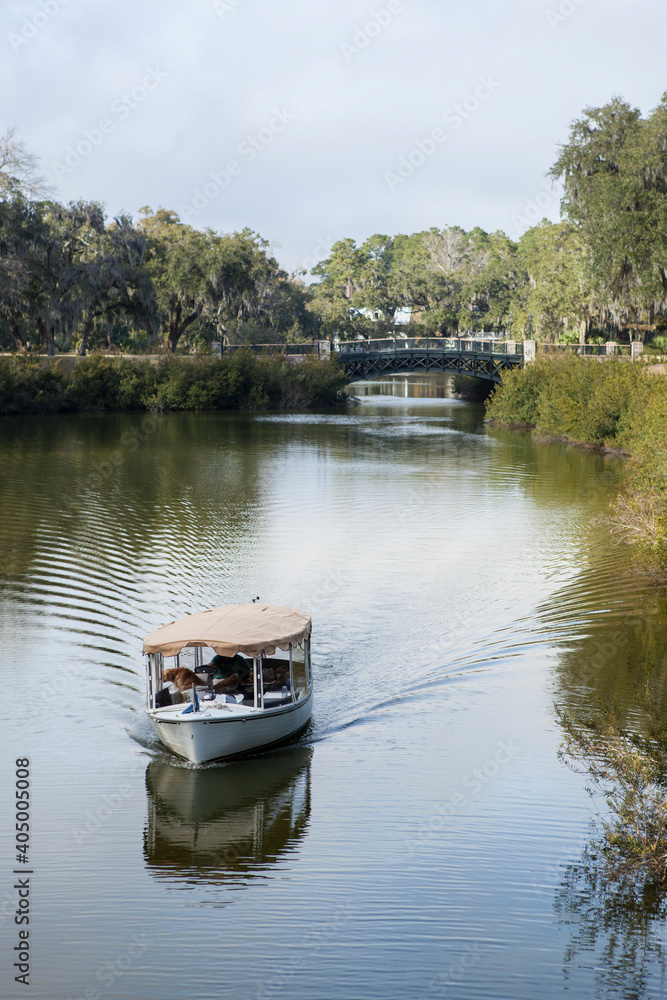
[{"x1": 146, "y1": 638, "x2": 311, "y2": 712}]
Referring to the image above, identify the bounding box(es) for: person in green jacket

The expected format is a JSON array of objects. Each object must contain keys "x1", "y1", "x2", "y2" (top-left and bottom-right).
[{"x1": 207, "y1": 652, "x2": 251, "y2": 692}]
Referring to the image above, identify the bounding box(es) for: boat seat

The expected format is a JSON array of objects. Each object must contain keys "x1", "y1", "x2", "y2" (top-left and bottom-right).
[
  {"x1": 155, "y1": 687, "x2": 172, "y2": 708},
  {"x1": 263, "y1": 688, "x2": 292, "y2": 705}
]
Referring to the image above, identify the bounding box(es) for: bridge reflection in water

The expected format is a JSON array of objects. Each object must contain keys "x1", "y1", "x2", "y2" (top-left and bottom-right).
[
  {"x1": 143, "y1": 748, "x2": 312, "y2": 885},
  {"x1": 335, "y1": 337, "x2": 523, "y2": 384}
]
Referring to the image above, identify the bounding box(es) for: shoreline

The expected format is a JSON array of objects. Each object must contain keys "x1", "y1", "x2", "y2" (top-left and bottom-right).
[
  {"x1": 484, "y1": 355, "x2": 667, "y2": 570},
  {"x1": 485, "y1": 419, "x2": 631, "y2": 457}
]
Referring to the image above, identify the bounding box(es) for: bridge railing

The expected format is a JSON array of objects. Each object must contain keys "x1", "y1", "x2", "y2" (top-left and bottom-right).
[
  {"x1": 214, "y1": 339, "x2": 635, "y2": 359},
  {"x1": 336, "y1": 337, "x2": 523, "y2": 355},
  {"x1": 536, "y1": 343, "x2": 632, "y2": 357},
  {"x1": 220, "y1": 342, "x2": 320, "y2": 356}
]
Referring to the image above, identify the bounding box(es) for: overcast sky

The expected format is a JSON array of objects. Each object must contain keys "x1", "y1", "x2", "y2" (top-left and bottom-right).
[{"x1": 2, "y1": 0, "x2": 666, "y2": 276}]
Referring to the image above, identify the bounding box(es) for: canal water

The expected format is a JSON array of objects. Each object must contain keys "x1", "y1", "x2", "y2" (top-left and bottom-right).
[{"x1": 1, "y1": 374, "x2": 666, "y2": 999}]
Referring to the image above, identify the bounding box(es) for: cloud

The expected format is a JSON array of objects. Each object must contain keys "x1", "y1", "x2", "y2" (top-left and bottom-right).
[{"x1": 2, "y1": 0, "x2": 666, "y2": 272}]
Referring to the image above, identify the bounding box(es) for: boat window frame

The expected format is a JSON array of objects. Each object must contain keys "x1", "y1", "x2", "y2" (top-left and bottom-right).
[{"x1": 147, "y1": 652, "x2": 165, "y2": 710}]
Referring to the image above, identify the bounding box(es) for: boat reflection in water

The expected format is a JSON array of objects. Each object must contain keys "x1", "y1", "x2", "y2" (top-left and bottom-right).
[{"x1": 144, "y1": 747, "x2": 312, "y2": 884}]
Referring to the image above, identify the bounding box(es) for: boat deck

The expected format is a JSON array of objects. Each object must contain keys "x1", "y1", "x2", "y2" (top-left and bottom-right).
[{"x1": 150, "y1": 688, "x2": 297, "y2": 722}]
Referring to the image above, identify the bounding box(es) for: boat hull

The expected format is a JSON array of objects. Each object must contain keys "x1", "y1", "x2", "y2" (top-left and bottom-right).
[{"x1": 147, "y1": 691, "x2": 313, "y2": 764}]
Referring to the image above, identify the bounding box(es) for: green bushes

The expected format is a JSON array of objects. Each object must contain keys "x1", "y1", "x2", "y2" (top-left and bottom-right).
[
  {"x1": 606, "y1": 379, "x2": 667, "y2": 565},
  {"x1": 0, "y1": 351, "x2": 349, "y2": 416},
  {"x1": 486, "y1": 355, "x2": 647, "y2": 447},
  {"x1": 486, "y1": 355, "x2": 667, "y2": 568},
  {"x1": 0, "y1": 357, "x2": 69, "y2": 414},
  {"x1": 485, "y1": 360, "x2": 551, "y2": 427}
]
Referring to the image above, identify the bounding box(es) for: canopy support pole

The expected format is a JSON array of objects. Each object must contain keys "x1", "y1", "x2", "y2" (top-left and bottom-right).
[
  {"x1": 146, "y1": 655, "x2": 153, "y2": 710},
  {"x1": 289, "y1": 646, "x2": 294, "y2": 703},
  {"x1": 253, "y1": 658, "x2": 258, "y2": 709},
  {"x1": 259, "y1": 654, "x2": 265, "y2": 710},
  {"x1": 148, "y1": 653, "x2": 163, "y2": 710},
  {"x1": 306, "y1": 638, "x2": 311, "y2": 691}
]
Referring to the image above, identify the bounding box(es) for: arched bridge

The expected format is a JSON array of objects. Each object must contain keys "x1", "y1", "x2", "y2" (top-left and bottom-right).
[{"x1": 334, "y1": 337, "x2": 523, "y2": 383}]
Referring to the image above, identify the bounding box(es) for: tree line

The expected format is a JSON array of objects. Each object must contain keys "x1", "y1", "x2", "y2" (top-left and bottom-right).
[
  {"x1": 312, "y1": 93, "x2": 667, "y2": 344},
  {"x1": 0, "y1": 130, "x2": 315, "y2": 355},
  {"x1": 2, "y1": 91, "x2": 667, "y2": 353}
]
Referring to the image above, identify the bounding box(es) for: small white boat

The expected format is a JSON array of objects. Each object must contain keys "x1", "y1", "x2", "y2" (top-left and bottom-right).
[{"x1": 143, "y1": 603, "x2": 313, "y2": 764}]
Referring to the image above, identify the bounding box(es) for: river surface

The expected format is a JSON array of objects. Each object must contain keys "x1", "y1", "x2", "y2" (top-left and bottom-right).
[{"x1": 2, "y1": 374, "x2": 667, "y2": 999}]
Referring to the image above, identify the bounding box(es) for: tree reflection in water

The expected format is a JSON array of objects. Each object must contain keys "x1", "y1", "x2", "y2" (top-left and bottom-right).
[{"x1": 556, "y1": 847, "x2": 667, "y2": 998}]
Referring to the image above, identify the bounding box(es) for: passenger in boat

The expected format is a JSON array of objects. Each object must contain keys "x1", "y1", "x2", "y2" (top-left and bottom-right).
[
  {"x1": 261, "y1": 659, "x2": 289, "y2": 689},
  {"x1": 208, "y1": 653, "x2": 251, "y2": 692}
]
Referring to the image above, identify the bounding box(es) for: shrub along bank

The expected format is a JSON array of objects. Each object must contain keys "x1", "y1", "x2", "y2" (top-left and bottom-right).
[
  {"x1": 0, "y1": 351, "x2": 350, "y2": 415},
  {"x1": 485, "y1": 355, "x2": 667, "y2": 567}
]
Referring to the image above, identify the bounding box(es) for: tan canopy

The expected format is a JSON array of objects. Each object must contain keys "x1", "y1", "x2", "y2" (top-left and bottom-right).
[{"x1": 142, "y1": 603, "x2": 311, "y2": 658}]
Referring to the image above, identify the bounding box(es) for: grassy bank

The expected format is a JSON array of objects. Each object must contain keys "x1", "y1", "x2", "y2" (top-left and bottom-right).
[
  {"x1": 486, "y1": 355, "x2": 667, "y2": 567},
  {"x1": 0, "y1": 351, "x2": 349, "y2": 415}
]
